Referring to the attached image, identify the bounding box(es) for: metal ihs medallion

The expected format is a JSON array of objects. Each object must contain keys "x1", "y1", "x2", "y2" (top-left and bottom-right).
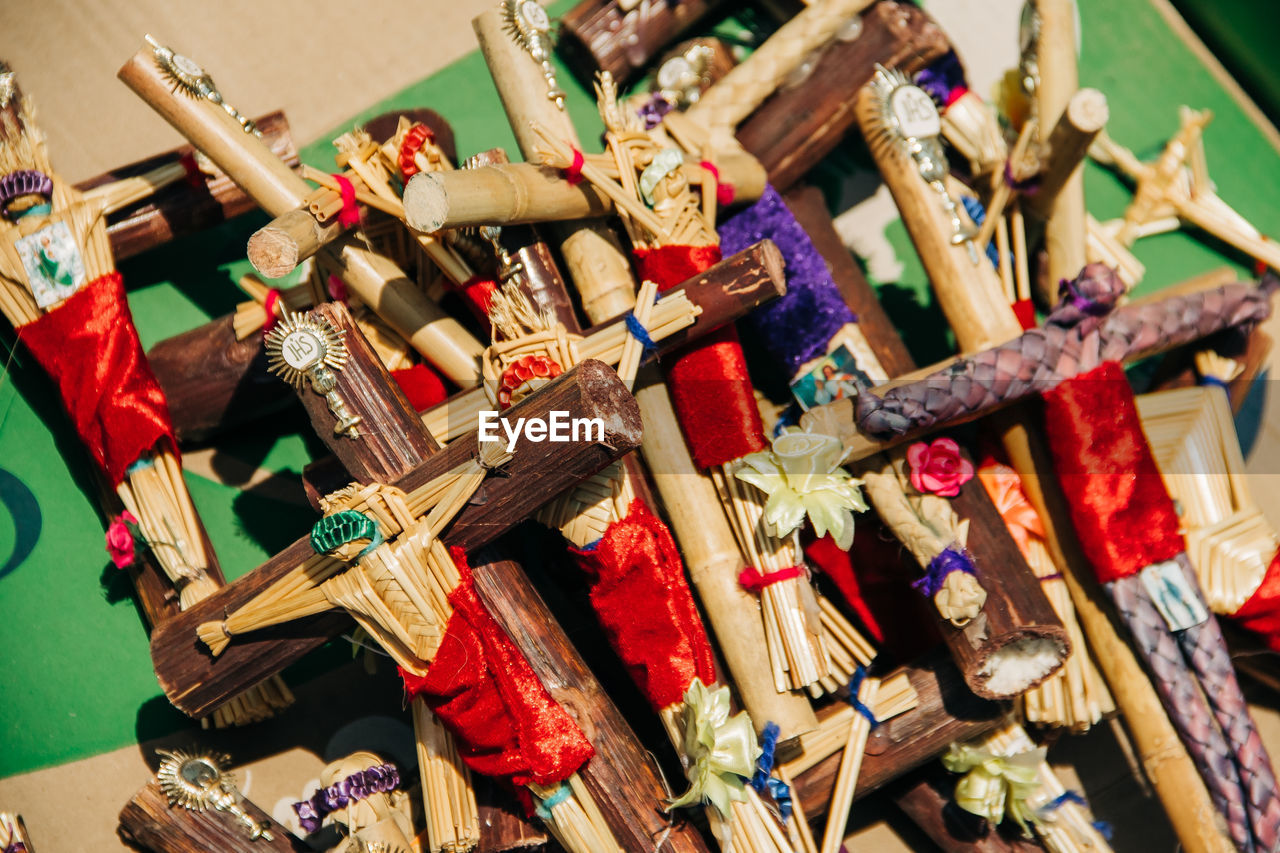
[
  {"x1": 145, "y1": 34, "x2": 260, "y2": 136},
  {"x1": 870, "y1": 64, "x2": 979, "y2": 262},
  {"x1": 156, "y1": 749, "x2": 275, "y2": 841},
  {"x1": 265, "y1": 312, "x2": 363, "y2": 437},
  {"x1": 501, "y1": 0, "x2": 565, "y2": 109}
]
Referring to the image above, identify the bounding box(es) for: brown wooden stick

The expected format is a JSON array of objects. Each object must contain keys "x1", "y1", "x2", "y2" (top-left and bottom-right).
[
  {"x1": 473, "y1": 6, "x2": 638, "y2": 325},
  {"x1": 1033, "y1": 0, "x2": 1087, "y2": 305},
  {"x1": 117, "y1": 45, "x2": 485, "y2": 388},
  {"x1": 148, "y1": 360, "x2": 640, "y2": 719},
  {"x1": 422, "y1": 239, "x2": 785, "y2": 443},
  {"x1": 73, "y1": 111, "x2": 298, "y2": 262},
  {"x1": 147, "y1": 314, "x2": 290, "y2": 443},
  {"x1": 119, "y1": 779, "x2": 308, "y2": 853},
  {"x1": 736, "y1": 1, "x2": 948, "y2": 190},
  {"x1": 790, "y1": 652, "x2": 1005, "y2": 817},
  {"x1": 1026, "y1": 88, "x2": 1109, "y2": 219},
  {"x1": 556, "y1": 0, "x2": 731, "y2": 85}
]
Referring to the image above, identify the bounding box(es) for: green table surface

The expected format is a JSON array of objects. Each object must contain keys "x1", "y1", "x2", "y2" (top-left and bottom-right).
[{"x1": 1, "y1": 0, "x2": 1278, "y2": 778}]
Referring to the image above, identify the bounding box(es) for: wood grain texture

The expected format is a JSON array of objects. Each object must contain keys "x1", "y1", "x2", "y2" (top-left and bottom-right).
[
  {"x1": 149, "y1": 360, "x2": 640, "y2": 718},
  {"x1": 118, "y1": 779, "x2": 308, "y2": 853},
  {"x1": 74, "y1": 111, "x2": 298, "y2": 262},
  {"x1": 471, "y1": 548, "x2": 712, "y2": 853},
  {"x1": 792, "y1": 652, "x2": 1005, "y2": 818},
  {"x1": 147, "y1": 314, "x2": 290, "y2": 444},
  {"x1": 736, "y1": 1, "x2": 947, "y2": 190},
  {"x1": 301, "y1": 302, "x2": 441, "y2": 483},
  {"x1": 556, "y1": 0, "x2": 730, "y2": 85}
]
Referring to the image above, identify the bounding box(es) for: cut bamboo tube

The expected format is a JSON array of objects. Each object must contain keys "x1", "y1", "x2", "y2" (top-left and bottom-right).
[
  {"x1": 819, "y1": 677, "x2": 879, "y2": 853},
  {"x1": 635, "y1": 370, "x2": 817, "y2": 741},
  {"x1": 855, "y1": 88, "x2": 1010, "y2": 352},
  {"x1": 117, "y1": 44, "x2": 484, "y2": 388},
  {"x1": 1027, "y1": 88, "x2": 1109, "y2": 219},
  {"x1": 473, "y1": 6, "x2": 637, "y2": 325},
  {"x1": 682, "y1": 0, "x2": 876, "y2": 132},
  {"x1": 1033, "y1": 0, "x2": 1087, "y2": 305}
]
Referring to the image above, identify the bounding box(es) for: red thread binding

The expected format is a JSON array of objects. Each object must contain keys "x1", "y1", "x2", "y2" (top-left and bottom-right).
[
  {"x1": 262, "y1": 288, "x2": 281, "y2": 333},
  {"x1": 332, "y1": 174, "x2": 360, "y2": 227},
  {"x1": 18, "y1": 272, "x2": 176, "y2": 486},
  {"x1": 1042, "y1": 361, "x2": 1184, "y2": 583},
  {"x1": 738, "y1": 565, "x2": 805, "y2": 593},
  {"x1": 564, "y1": 149, "x2": 585, "y2": 186},
  {"x1": 178, "y1": 151, "x2": 205, "y2": 190},
  {"x1": 699, "y1": 160, "x2": 735, "y2": 207},
  {"x1": 401, "y1": 548, "x2": 594, "y2": 787},
  {"x1": 569, "y1": 499, "x2": 717, "y2": 710}
]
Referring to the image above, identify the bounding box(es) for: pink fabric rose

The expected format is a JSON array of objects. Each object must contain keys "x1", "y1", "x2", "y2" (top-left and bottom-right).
[
  {"x1": 906, "y1": 438, "x2": 974, "y2": 497},
  {"x1": 105, "y1": 510, "x2": 139, "y2": 569}
]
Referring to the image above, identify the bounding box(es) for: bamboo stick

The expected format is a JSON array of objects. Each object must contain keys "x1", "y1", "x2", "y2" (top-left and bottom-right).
[
  {"x1": 117, "y1": 44, "x2": 485, "y2": 388},
  {"x1": 819, "y1": 677, "x2": 880, "y2": 853},
  {"x1": 473, "y1": 6, "x2": 637, "y2": 325},
  {"x1": 1026, "y1": 89, "x2": 1109, "y2": 220},
  {"x1": 1033, "y1": 0, "x2": 1088, "y2": 305}
]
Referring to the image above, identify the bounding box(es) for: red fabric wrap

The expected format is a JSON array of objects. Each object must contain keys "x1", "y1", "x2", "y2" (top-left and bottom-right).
[
  {"x1": 18, "y1": 271, "x2": 175, "y2": 486},
  {"x1": 262, "y1": 288, "x2": 281, "y2": 333},
  {"x1": 332, "y1": 174, "x2": 360, "y2": 227},
  {"x1": 401, "y1": 548, "x2": 594, "y2": 787},
  {"x1": 1231, "y1": 549, "x2": 1280, "y2": 650},
  {"x1": 391, "y1": 364, "x2": 447, "y2": 412},
  {"x1": 633, "y1": 244, "x2": 766, "y2": 468},
  {"x1": 569, "y1": 499, "x2": 716, "y2": 710},
  {"x1": 1011, "y1": 298, "x2": 1037, "y2": 331},
  {"x1": 1042, "y1": 361, "x2": 1184, "y2": 583},
  {"x1": 565, "y1": 149, "x2": 585, "y2": 186},
  {"x1": 453, "y1": 275, "x2": 497, "y2": 323}
]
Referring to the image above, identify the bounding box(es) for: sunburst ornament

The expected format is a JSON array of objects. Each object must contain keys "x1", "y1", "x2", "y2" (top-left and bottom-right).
[
  {"x1": 145, "y1": 34, "x2": 259, "y2": 136},
  {"x1": 501, "y1": 0, "x2": 565, "y2": 109},
  {"x1": 156, "y1": 749, "x2": 276, "y2": 841},
  {"x1": 869, "y1": 64, "x2": 978, "y2": 262},
  {"x1": 264, "y1": 312, "x2": 362, "y2": 437}
]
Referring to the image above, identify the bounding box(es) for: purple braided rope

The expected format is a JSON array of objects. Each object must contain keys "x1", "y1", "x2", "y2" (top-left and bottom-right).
[
  {"x1": 855, "y1": 266, "x2": 1273, "y2": 439},
  {"x1": 1169, "y1": 555, "x2": 1280, "y2": 851},
  {"x1": 292, "y1": 763, "x2": 400, "y2": 834},
  {"x1": 0, "y1": 169, "x2": 52, "y2": 218},
  {"x1": 1107, "y1": 572, "x2": 1255, "y2": 852}
]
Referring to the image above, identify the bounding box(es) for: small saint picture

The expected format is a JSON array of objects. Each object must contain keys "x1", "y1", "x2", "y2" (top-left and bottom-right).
[
  {"x1": 790, "y1": 344, "x2": 875, "y2": 410},
  {"x1": 14, "y1": 221, "x2": 86, "y2": 309}
]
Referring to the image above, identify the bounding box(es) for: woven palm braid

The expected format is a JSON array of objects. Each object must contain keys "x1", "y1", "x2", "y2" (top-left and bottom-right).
[
  {"x1": 856, "y1": 279, "x2": 1273, "y2": 440},
  {"x1": 1169, "y1": 557, "x2": 1280, "y2": 851},
  {"x1": 1107, "y1": 572, "x2": 1255, "y2": 852}
]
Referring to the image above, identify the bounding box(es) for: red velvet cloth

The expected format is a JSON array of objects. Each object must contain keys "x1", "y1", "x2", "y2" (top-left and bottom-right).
[
  {"x1": 453, "y1": 276, "x2": 497, "y2": 324},
  {"x1": 401, "y1": 548, "x2": 594, "y2": 787},
  {"x1": 570, "y1": 499, "x2": 716, "y2": 710},
  {"x1": 18, "y1": 272, "x2": 175, "y2": 486},
  {"x1": 805, "y1": 534, "x2": 885, "y2": 644},
  {"x1": 1232, "y1": 550, "x2": 1280, "y2": 651},
  {"x1": 1042, "y1": 362, "x2": 1184, "y2": 583},
  {"x1": 391, "y1": 364, "x2": 447, "y2": 412},
  {"x1": 633, "y1": 244, "x2": 766, "y2": 468}
]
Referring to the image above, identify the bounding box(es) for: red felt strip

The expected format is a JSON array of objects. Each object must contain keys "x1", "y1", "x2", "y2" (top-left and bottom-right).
[
  {"x1": 391, "y1": 364, "x2": 447, "y2": 412},
  {"x1": 401, "y1": 548, "x2": 594, "y2": 787},
  {"x1": 633, "y1": 244, "x2": 766, "y2": 468},
  {"x1": 453, "y1": 275, "x2": 497, "y2": 323},
  {"x1": 1231, "y1": 550, "x2": 1280, "y2": 651},
  {"x1": 262, "y1": 288, "x2": 281, "y2": 333},
  {"x1": 1042, "y1": 361, "x2": 1184, "y2": 582},
  {"x1": 569, "y1": 499, "x2": 716, "y2": 710},
  {"x1": 332, "y1": 173, "x2": 360, "y2": 227},
  {"x1": 18, "y1": 271, "x2": 176, "y2": 486},
  {"x1": 738, "y1": 565, "x2": 804, "y2": 592}
]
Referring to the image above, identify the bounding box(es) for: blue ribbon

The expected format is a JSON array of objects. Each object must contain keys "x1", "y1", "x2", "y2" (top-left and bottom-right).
[
  {"x1": 912, "y1": 547, "x2": 976, "y2": 597},
  {"x1": 1199, "y1": 375, "x2": 1229, "y2": 390},
  {"x1": 624, "y1": 311, "x2": 659, "y2": 359},
  {"x1": 846, "y1": 666, "x2": 880, "y2": 729},
  {"x1": 535, "y1": 782, "x2": 574, "y2": 821},
  {"x1": 750, "y1": 722, "x2": 780, "y2": 792},
  {"x1": 959, "y1": 196, "x2": 1000, "y2": 268},
  {"x1": 1036, "y1": 791, "x2": 1113, "y2": 840}
]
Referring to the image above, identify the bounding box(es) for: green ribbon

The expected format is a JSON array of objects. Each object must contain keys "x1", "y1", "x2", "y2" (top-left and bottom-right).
[
  {"x1": 941, "y1": 742, "x2": 1047, "y2": 836},
  {"x1": 310, "y1": 510, "x2": 383, "y2": 558},
  {"x1": 667, "y1": 679, "x2": 760, "y2": 819}
]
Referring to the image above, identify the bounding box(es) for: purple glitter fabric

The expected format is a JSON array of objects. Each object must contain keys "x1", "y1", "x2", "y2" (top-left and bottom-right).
[
  {"x1": 292, "y1": 763, "x2": 400, "y2": 833},
  {"x1": 718, "y1": 185, "x2": 856, "y2": 377},
  {"x1": 915, "y1": 51, "x2": 966, "y2": 106}
]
